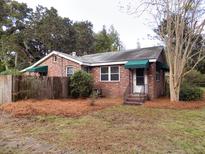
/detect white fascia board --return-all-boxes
[20,66,32,73]
[20,51,55,72]
[20,51,83,72]
[53,51,83,65]
[21,51,157,72]
[149,59,157,62]
[89,59,157,66]
[90,61,127,66]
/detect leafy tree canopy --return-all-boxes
[0,0,123,71]
[94,25,123,53]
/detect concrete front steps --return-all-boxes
[124,93,147,105]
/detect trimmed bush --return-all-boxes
[70,70,93,98]
[179,82,203,101]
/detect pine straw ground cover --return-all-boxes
[0,95,205,118]
[145,88,205,109]
[144,97,205,109]
[0,98,122,117]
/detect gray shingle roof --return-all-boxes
[56,46,163,64]
[80,46,163,64]
[21,46,164,72]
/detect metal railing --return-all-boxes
[124,83,148,104]
[123,82,131,103]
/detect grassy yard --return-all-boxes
[1,104,205,153]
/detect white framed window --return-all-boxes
[101,66,109,81]
[66,66,74,77]
[100,66,120,82]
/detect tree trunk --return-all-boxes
[169,73,180,102]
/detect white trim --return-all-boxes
[100,66,120,82]
[133,69,148,94]
[20,50,157,72]
[149,59,157,62]
[91,61,127,66]
[54,51,83,65]
[91,59,156,66]
[21,51,84,72]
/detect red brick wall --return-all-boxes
[91,65,130,97]
[38,55,81,77]
[157,69,165,96]
[147,62,156,99]
[90,62,165,99]
[24,54,165,99]
[147,62,165,100]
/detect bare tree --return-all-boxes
[122,0,205,101]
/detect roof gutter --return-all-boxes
[89,59,156,66]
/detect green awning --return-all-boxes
[125,60,149,69]
[27,66,48,72]
[157,62,169,71]
[161,63,169,70]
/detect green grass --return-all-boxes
[18,105,205,153]
[2,105,205,153]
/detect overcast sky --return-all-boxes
[17,0,160,50]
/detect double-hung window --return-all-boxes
[101,67,109,81]
[67,66,74,77]
[110,66,119,81]
[100,66,119,81]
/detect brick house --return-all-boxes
[21,46,168,104]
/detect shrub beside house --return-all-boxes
[70,70,93,98]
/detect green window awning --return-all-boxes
[26,66,48,72]
[161,63,169,70]
[125,60,149,69]
[157,62,169,71]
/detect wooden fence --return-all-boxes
[0,75,12,104]
[0,75,70,104]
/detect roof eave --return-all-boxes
[20,50,158,73]
[88,59,157,66]
[21,51,84,72]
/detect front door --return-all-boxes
[133,68,145,93]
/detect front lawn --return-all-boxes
[1,104,205,153]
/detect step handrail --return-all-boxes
[123,82,131,103]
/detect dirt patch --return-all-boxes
[0,98,122,117]
[0,111,69,153]
[144,97,205,109]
